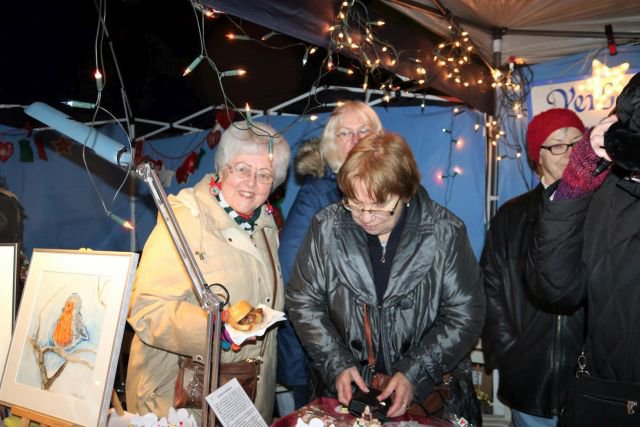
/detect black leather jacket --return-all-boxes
[533,174,640,384]
[481,184,585,416]
[286,186,485,405]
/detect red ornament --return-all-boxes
[34,134,48,161]
[207,128,222,149]
[134,139,146,165]
[175,151,199,184]
[215,109,235,130]
[0,141,14,162]
[52,137,74,155]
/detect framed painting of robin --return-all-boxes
[0,249,138,427]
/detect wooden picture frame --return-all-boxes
[0,249,138,426]
[0,243,18,380]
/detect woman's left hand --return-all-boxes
[376,372,414,418]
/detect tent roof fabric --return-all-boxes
[386,0,640,64]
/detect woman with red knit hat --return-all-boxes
[482,108,586,427]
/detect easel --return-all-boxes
[9,391,124,427]
[10,406,76,427]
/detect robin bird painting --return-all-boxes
[52,293,89,350]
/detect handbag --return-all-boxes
[173,357,261,407]
[565,351,640,427]
[362,304,451,418]
[173,228,278,408]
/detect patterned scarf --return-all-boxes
[210,175,261,233]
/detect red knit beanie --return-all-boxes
[526,108,586,164]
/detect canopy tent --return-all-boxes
[2,0,640,260]
[2,1,638,132]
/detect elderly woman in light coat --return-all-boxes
[126,121,290,424]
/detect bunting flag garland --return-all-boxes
[215,108,235,130]
[18,139,34,162]
[52,137,73,155]
[0,141,14,162]
[267,186,286,232]
[34,134,48,161]
[206,125,222,149]
[175,151,199,184]
[134,139,145,165]
[195,148,206,168]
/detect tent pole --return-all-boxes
[486,30,502,224]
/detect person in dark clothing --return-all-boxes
[531,72,640,426]
[0,177,24,244]
[287,132,484,425]
[0,177,27,305]
[481,109,587,427]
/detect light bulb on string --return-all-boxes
[183,55,204,77]
[62,100,96,109]
[219,69,247,78]
[302,47,310,66]
[336,67,354,75]
[94,69,104,91]
[108,212,134,230]
[245,103,252,124]
[261,31,278,41]
[226,33,251,41]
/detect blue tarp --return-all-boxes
[1,104,487,259]
[498,43,640,206]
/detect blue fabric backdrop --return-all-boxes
[1,104,487,259]
[497,43,640,206]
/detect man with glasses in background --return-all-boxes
[481,108,587,427]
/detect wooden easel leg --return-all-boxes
[11,406,74,427]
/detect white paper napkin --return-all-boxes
[225,304,286,345]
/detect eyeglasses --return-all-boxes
[342,197,400,219]
[335,127,372,141]
[540,141,578,155]
[226,163,275,185]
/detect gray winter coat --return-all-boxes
[286,186,485,403]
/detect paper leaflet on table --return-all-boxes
[225,304,286,345]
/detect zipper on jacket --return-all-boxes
[377,304,392,374]
[581,393,638,415]
[551,314,562,411]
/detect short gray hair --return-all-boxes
[215,120,291,189]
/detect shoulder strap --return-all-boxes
[258,228,278,359]
[363,303,375,369]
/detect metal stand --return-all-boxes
[22,101,225,425]
[136,162,224,427]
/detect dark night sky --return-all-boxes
[0,0,352,131]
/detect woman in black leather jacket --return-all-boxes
[286,131,485,425]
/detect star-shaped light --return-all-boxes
[52,136,74,155]
[579,60,630,110]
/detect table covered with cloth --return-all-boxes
[271,397,454,427]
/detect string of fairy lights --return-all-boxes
[36,0,543,229]
[493,62,535,189]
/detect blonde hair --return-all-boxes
[320,101,382,172]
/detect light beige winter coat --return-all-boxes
[126,174,284,424]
